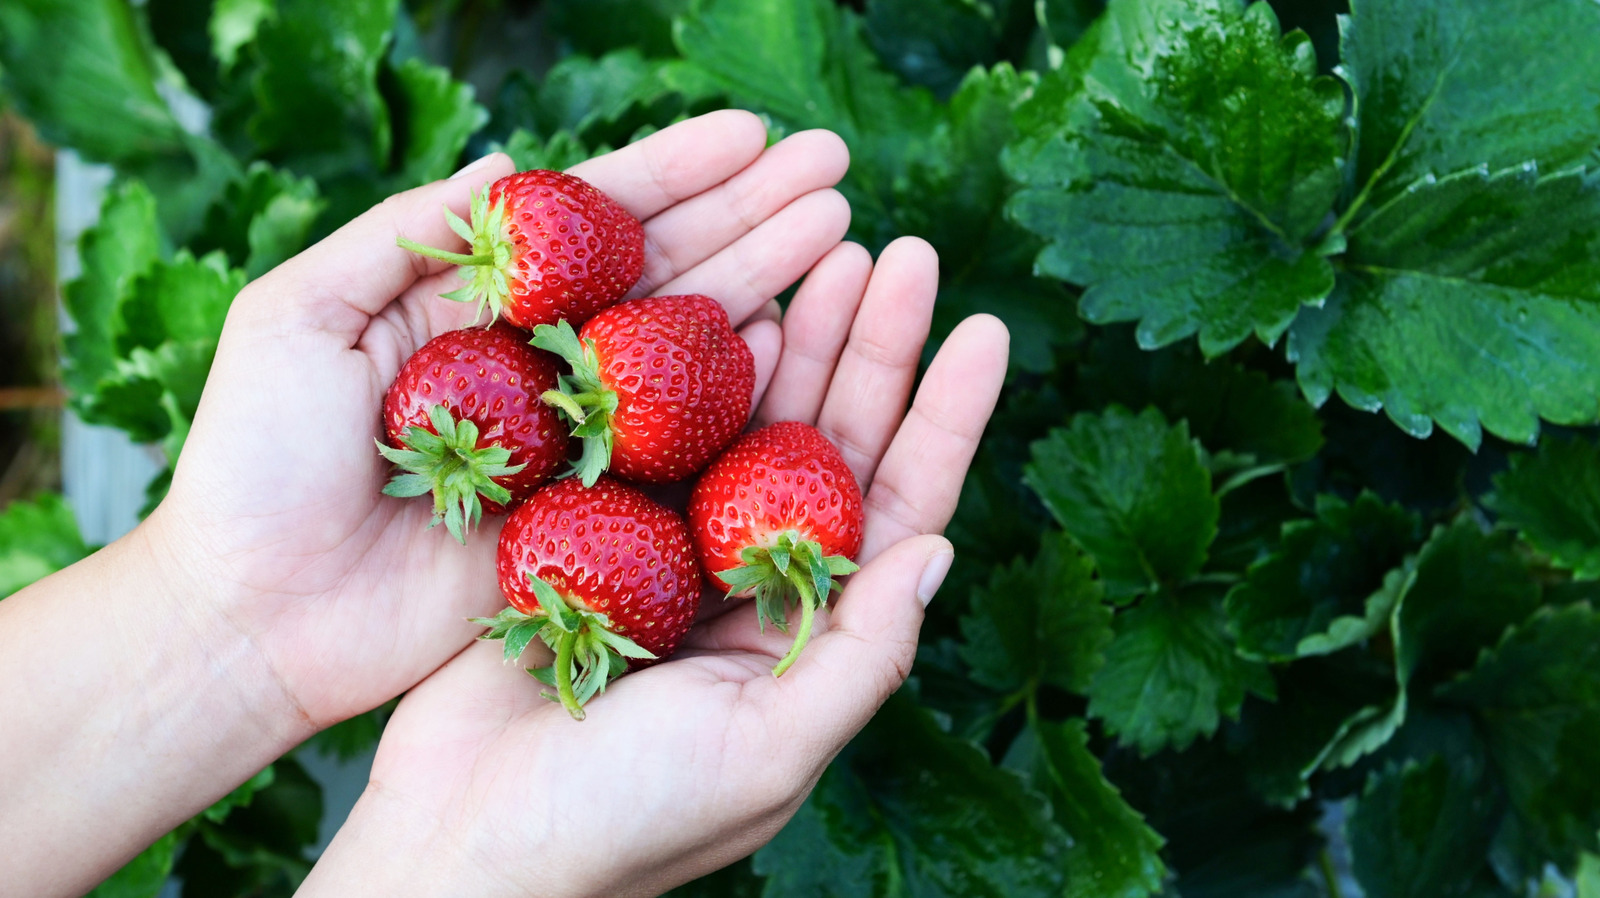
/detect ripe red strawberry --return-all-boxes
[397,169,645,330]
[378,323,568,543]
[687,422,864,676]
[474,476,702,719]
[531,294,755,485]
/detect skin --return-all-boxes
[0,110,1009,897]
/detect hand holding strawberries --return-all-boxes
[301,226,1009,898]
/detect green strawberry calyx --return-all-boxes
[528,319,618,488]
[376,404,526,545]
[717,530,860,677]
[395,184,515,325]
[470,572,655,720]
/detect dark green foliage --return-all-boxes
[6,0,1600,894]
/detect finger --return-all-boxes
[779,534,953,746]
[654,188,852,326]
[815,237,938,487]
[378,637,553,761]
[629,130,850,299]
[747,298,783,329]
[755,242,873,426]
[741,318,782,415]
[241,154,517,341]
[858,315,1010,562]
[568,109,768,221]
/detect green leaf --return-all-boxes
[1004,718,1168,898]
[1290,165,1600,447]
[1346,756,1499,898]
[387,57,487,187]
[247,0,398,177]
[1087,587,1274,756]
[496,129,605,173]
[548,0,689,58]
[902,63,1078,375]
[1337,0,1600,222]
[1227,653,1397,805]
[959,532,1112,695]
[0,0,186,163]
[0,494,92,600]
[202,765,276,824]
[754,690,1069,896]
[530,50,718,146]
[1076,327,1324,479]
[114,250,245,354]
[1025,406,1217,599]
[180,756,322,892]
[1006,0,1346,355]
[675,0,941,247]
[211,0,274,70]
[863,0,1009,98]
[1226,493,1421,662]
[1487,436,1600,579]
[1317,521,1540,771]
[1580,851,1600,898]
[85,830,179,898]
[1438,603,1600,873]
[194,162,324,279]
[1100,738,1322,898]
[63,181,163,402]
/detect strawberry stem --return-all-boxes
[394,185,515,325]
[715,530,859,677]
[551,633,586,721]
[395,236,492,267]
[771,575,818,677]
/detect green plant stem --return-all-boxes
[552,636,585,721]
[395,236,489,267]
[771,576,819,678]
[1318,848,1343,898]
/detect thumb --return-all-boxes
[782,533,954,746]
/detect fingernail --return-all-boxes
[917,551,954,608]
[449,154,495,180]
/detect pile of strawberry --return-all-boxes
[380,170,864,719]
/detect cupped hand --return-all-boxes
[151,110,856,732]
[300,238,1011,897]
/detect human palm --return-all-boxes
[152,111,869,727]
[339,194,1010,898]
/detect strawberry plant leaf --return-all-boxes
[1337,0,1600,225]
[84,830,180,898]
[1003,719,1169,898]
[1437,603,1600,876]
[1088,586,1273,756]
[1006,0,1346,356]
[0,494,93,599]
[674,0,941,248]
[63,181,163,404]
[1346,756,1499,898]
[1316,521,1540,773]
[0,0,187,165]
[1581,852,1600,898]
[1289,165,1600,447]
[549,0,689,59]
[114,251,244,355]
[529,50,719,147]
[1076,327,1324,481]
[1228,654,1396,805]
[193,162,324,280]
[1025,406,1217,599]
[387,57,488,188]
[247,0,398,178]
[1486,436,1600,580]
[1226,493,1422,662]
[755,690,1069,896]
[496,129,605,176]
[958,532,1111,695]
[211,0,274,71]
